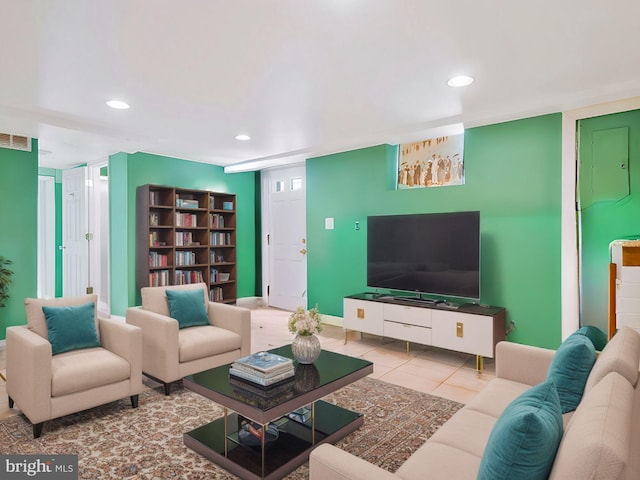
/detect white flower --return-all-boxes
[288,305,323,336]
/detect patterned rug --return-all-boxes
[0,378,463,479]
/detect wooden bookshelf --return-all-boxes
[136,184,237,304]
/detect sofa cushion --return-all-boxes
[396,442,482,480]
[547,333,596,413]
[477,379,563,480]
[465,378,531,419]
[25,294,99,342]
[550,372,633,480]
[42,302,100,355]
[426,408,497,458]
[51,347,131,397]
[140,283,208,317]
[166,288,210,329]
[178,325,242,363]
[585,326,640,392]
[574,325,608,351]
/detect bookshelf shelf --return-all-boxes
[136,184,238,303]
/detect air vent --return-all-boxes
[0,133,31,151]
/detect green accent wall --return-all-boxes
[307,114,562,349]
[0,140,39,340]
[579,109,640,333]
[108,152,257,315]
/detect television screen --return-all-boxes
[367,211,480,300]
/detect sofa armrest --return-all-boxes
[6,326,52,424]
[207,302,251,356]
[125,307,180,382]
[309,444,398,480]
[99,318,143,394]
[495,341,555,386]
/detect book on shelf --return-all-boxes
[209,213,225,228]
[229,366,294,387]
[148,270,170,287]
[176,197,199,208]
[210,287,224,302]
[176,212,198,227]
[148,252,168,267]
[176,251,196,266]
[174,269,204,285]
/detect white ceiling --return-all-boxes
[2,1,640,171]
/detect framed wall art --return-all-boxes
[397,133,464,189]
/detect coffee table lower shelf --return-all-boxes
[184,400,363,480]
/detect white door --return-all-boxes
[62,167,89,296]
[263,165,307,311]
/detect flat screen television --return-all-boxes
[367,211,480,300]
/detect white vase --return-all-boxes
[292,334,321,364]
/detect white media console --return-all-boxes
[343,293,507,372]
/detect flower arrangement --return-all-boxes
[288,305,323,336]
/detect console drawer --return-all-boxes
[432,311,494,357]
[344,298,384,336]
[383,303,432,327]
[383,320,432,345]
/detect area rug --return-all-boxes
[0,378,463,479]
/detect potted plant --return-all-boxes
[0,256,13,307]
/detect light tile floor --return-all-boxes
[0,306,494,421]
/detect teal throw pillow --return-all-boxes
[547,333,596,413]
[478,380,563,480]
[573,325,608,351]
[166,288,209,329]
[42,302,100,355]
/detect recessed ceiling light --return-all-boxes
[447,75,474,87]
[235,134,251,141]
[106,100,130,109]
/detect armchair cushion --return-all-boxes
[178,325,242,363]
[141,283,207,317]
[51,347,132,397]
[166,288,209,329]
[42,302,100,355]
[25,294,99,342]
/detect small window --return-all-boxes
[290,177,302,191]
[274,180,285,192]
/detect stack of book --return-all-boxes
[229,351,294,387]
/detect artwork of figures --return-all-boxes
[397,134,464,189]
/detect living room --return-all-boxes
[1,2,640,478]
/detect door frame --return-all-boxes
[88,159,110,316]
[37,175,56,298]
[561,96,640,340]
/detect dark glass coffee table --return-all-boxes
[183,345,373,480]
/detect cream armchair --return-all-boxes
[125,283,251,395]
[6,294,143,438]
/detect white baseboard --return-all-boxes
[320,313,343,328]
[236,296,267,308]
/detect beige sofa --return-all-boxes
[126,283,251,395]
[7,295,143,438]
[310,326,640,480]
